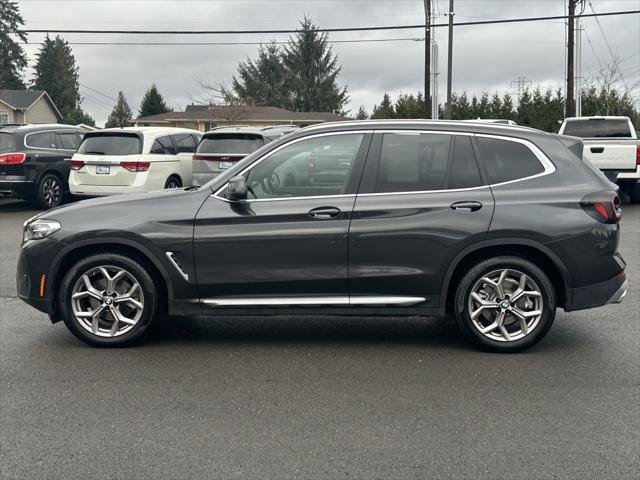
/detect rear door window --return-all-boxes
[375,133,452,192]
[476,137,544,184]
[150,135,176,155]
[449,136,483,189]
[78,133,142,155]
[0,132,15,152]
[171,133,198,153]
[27,131,57,149]
[562,119,632,138]
[198,134,265,154]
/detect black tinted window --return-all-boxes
[56,132,81,150]
[78,134,142,155]
[376,133,451,192]
[0,132,14,152]
[562,119,632,138]
[449,136,483,189]
[477,137,544,184]
[150,135,175,155]
[27,131,56,149]
[171,133,197,153]
[198,133,264,154]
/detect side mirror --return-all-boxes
[227,175,248,201]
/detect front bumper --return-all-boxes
[565,271,628,312]
[17,237,67,318]
[0,177,35,199]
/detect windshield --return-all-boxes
[198,133,265,154]
[77,133,142,155]
[0,132,15,152]
[562,119,632,138]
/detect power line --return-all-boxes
[79,83,117,101]
[5,10,639,35]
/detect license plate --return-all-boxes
[96,165,110,175]
[219,161,234,170]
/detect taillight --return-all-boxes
[69,160,85,170]
[119,161,150,172]
[0,152,26,164]
[580,191,622,224]
[636,144,640,166]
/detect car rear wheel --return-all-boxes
[164,176,182,189]
[35,173,63,209]
[453,256,556,352]
[58,253,158,347]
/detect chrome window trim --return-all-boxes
[201,295,425,307]
[212,130,370,202]
[24,129,80,152]
[211,129,556,203]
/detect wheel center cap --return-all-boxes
[500,300,510,309]
[103,297,113,305]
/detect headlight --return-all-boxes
[24,219,61,241]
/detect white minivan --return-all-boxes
[68,127,202,196]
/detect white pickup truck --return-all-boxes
[559,116,640,203]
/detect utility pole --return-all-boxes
[566,0,576,117]
[445,0,454,119]
[424,0,431,118]
[432,41,439,119]
[575,18,583,117]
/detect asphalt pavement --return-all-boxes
[1,198,638,479]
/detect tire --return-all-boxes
[35,173,64,209]
[453,256,556,353]
[58,253,159,347]
[164,176,182,189]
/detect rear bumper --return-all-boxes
[0,178,35,199]
[565,272,628,312]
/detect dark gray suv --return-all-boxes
[17,120,627,351]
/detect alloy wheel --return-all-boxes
[467,268,544,342]
[70,266,144,338]
[42,177,61,207]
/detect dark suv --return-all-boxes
[0,124,84,208]
[17,120,627,351]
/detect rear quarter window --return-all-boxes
[0,132,15,152]
[198,133,265,154]
[78,134,142,155]
[562,119,632,138]
[477,137,545,184]
[26,131,57,149]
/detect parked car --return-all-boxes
[68,127,202,196]
[559,116,640,202]
[18,120,626,352]
[192,125,299,185]
[0,124,84,209]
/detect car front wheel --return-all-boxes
[58,253,158,347]
[454,256,556,352]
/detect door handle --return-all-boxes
[590,147,604,154]
[308,206,341,219]
[450,201,483,212]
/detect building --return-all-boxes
[135,104,348,131]
[0,90,62,125]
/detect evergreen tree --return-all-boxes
[489,93,503,118]
[371,93,395,119]
[105,92,132,128]
[395,93,424,118]
[500,93,515,120]
[233,41,288,107]
[477,92,491,119]
[281,17,348,113]
[64,108,95,127]
[0,0,28,89]
[32,35,92,124]
[451,92,472,120]
[139,84,172,117]
[355,105,368,120]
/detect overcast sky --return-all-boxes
[16,0,640,126]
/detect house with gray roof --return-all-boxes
[136,104,347,132]
[0,90,62,125]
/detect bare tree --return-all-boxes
[189,80,250,125]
